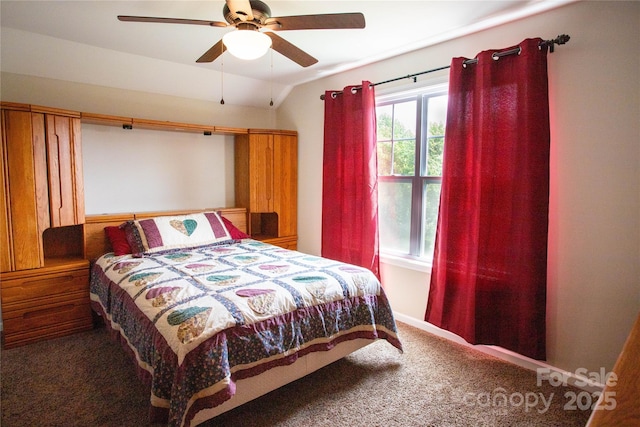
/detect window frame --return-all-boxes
[376,82,448,267]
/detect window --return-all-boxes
[376,85,447,261]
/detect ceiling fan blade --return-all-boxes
[118,15,228,27]
[265,32,317,68]
[264,12,365,31]
[225,0,254,21]
[196,39,227,63]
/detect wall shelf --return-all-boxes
[80,112,250,136]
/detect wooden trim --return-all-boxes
[1,103,81,118]
[0,258,89,280]
[83,213,135,261]
[30,105,81,118]
[0,102,31,112]
[214,126,249,135]
[81,112,133,127]
[81,114,250,136]
[132,118,216,134]
[249,128,298,136]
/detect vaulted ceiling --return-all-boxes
[1,1,576,108]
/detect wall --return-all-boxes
[278,1,640,375]
[82,124,235,214]
[0,72,276,129]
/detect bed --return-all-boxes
[85,208,402,427]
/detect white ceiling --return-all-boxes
[1,1,574,108]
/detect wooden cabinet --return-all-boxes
[40,112,85,227]
[1,108,46,272]
[235,130,297,243]
[0,260,92,348]
[1,102,87,348]
[0,103,84,274]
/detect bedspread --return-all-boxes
[89,239,402,427]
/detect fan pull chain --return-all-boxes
[269,49,274,107]
[220,47,225,105]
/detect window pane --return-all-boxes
[421,182,442,258]
[426,95,447,176]
[377,141,392,176]
[376,104,393,140]
[379,181,412,253]
[426,136,444,176]
[392,101,416,139]
[393,139,415,175]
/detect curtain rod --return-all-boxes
[319,34,570,100]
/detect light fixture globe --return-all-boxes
[223,28,272,60]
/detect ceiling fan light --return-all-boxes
[223,30,272,60]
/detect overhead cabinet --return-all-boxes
[1,104,85,273]
[235,130,297,247]
[39,112,85,228]
[1,108,44,272]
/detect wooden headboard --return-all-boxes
[83,207,247,261]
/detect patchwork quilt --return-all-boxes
[89,239,402,427]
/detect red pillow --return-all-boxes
[221,216,250,239]
[104,226,132,256]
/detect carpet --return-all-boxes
[1,321,592,426]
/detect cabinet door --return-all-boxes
[1,110,43,271]
[273,133,297,237]
[248,133,274,213]
[0,118,12,271]
[45,115,85,227]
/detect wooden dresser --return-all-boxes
[0,259,91,348]
[1,102,90,348]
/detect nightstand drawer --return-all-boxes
[3,294,91,332]
[0,261,92,348]
[259,236,298,250]
[1,268,89,306]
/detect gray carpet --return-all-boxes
[1,322,591,426]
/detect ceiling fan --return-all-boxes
[118,0,365,67]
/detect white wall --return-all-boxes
[82,124,235,214]
[278,1,640,375]
[0,72,277,129]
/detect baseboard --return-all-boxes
[393,312,604,393]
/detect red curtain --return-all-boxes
[425,39,550,360]
[322,82,380,278]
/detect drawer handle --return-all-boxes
[24,304,76,319]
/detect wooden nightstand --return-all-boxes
[256,235,298,250]
[1,259,92,348]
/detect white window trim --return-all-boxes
[380,252,433,273]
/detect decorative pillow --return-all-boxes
[104,226,132,256]
[121,222,145,256]
[122,211,233,256]
[221,216,250,239]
